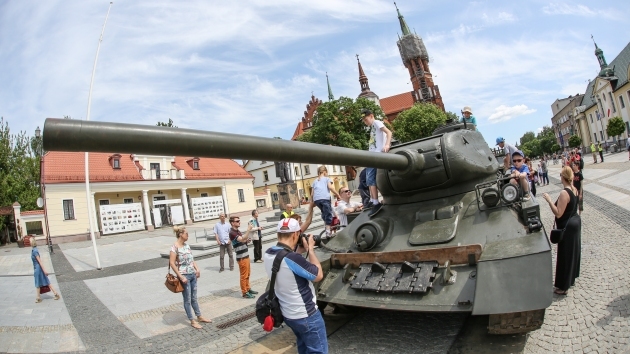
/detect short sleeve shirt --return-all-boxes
[170,243,195,275]
[503,143,518,165]
[368,120,386,152]
[213,221,231,244]
[511,164,530,174]
[335,200,361,226]
[573,171,583,192]
[312,177,331,202]
[229,228,249,260]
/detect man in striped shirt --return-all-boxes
[229,216,257,299]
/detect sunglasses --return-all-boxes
[513,159,523,162]
[233,220,240,223]
[342,190,352,193]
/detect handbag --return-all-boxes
[256,248,290,332]
[550,191,579,244]
[165,258,184,293]
[40,285,51,294]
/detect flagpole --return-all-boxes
[85,2,113,270]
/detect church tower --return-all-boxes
[395,3,444,111]
[592,36,614,78]
[356,55,380,106]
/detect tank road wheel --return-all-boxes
[488,309,545,334]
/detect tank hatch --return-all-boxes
[409,202,463,245]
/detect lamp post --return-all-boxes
[35,127,53,254]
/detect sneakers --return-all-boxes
[243,292,255,299]
[248,289,259,295]
[368,203,383,218]
[230,268,234,271]
[219,269,224,273]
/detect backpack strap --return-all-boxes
[268,249,290,301]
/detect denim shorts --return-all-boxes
[365,167,377,187]
[314,199,333,226]
[283,310,328,354]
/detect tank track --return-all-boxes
[487,309,545,334]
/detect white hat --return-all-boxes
[462,106,473,114]
[277,218,301,233]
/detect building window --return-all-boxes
[257,199,266,208]
[99,200,109,206]
[25,221,44,235]
[304,165,311,175]
[63,200,75,220]
[626,122,630,135]
[596,110,600,120]
[200,193,208,198]
[295,166,299,177]
[594,133,597,142]
[263,170,269,182]
[123,198,134,204]
[600,131,604,140]
[272,192,278,201]
[332,165,337,172]
[238,189,245,202]
[340,166,344,172]
[619,95,625,109]
[261,161,267,164]
[590,114,593,123]
[113,158,120,169]
[609,92,616,112]
[193,161,199,170]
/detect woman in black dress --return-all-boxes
[542,166,581,295]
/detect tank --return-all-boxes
[43,118,552,334]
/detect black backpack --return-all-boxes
[255,248,290,331]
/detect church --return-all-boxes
[291,4,444,141]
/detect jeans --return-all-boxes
[542,172,549,185]
[284,310,328,354]
[237,258,251,295]
[181,274,201,320]
[314,199,333,226]
[365,167,377,186]
[219,243,234,270]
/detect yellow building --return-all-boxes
[42,151,257,243]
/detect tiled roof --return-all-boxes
[291,121,305,141]
[173,157,253,180]
[43,151,252,183]
[580,41,630,109]
[43,152,143,183]
[380,92,414,117]
[21,210,44,216]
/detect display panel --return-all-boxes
[99,203,145,235]
[191,196,224,221]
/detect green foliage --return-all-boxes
[520,131,536,146]
[297,97,383,150]
[391,103,447,143]
[521,139,541,158]
[0,117,41,232]
[536,126,556,154]
[446,111,458,121]
[157,118,177,128]
[568,135,582,148]
[606,117,625,140]
[551,143,561,152]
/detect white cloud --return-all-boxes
[536,127,544,133]
[542,3,619,19]
[488,105,537,123]
[482,11,516,25]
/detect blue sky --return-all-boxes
[1,0,629,148]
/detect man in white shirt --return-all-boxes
[496,136,518,170]
[361,109,392,218]
[335,187,363,226]
[213,213,234,272]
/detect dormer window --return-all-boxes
[109,154,122,169]
[187,157,200,170]
[193,160,199,170]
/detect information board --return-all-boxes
[99,203,145,235]
[191,196,224,221]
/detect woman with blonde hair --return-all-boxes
[169,226,212,329]
[311,165,341,238]
[542,166,581,295]
[32,239,60,303]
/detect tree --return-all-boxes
[391,103,447,144]
[521,139,541,158]
[537,126,556,154]
[606,117,626,143]
[568,135,582,148]
[446,111,458,121]
[520,131,536,146]
[551,143,561,152]
[157,118,177,128]
[297,97,383,150]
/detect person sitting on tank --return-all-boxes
[509,150,531,200]
[496,137,518,170]
[335,187,363,227]
[460,106,477,128]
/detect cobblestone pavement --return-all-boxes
[2,167,630,353]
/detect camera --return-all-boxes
[298,233,322,248]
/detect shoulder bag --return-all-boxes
[550,190,579,244]
[255,248,290,332]
[165,249,184,293]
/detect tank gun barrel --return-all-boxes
[42,118,409,170]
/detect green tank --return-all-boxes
[43,118,551,334]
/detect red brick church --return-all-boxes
[292,5,444,140]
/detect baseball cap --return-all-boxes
[512,150,525,158]
[360,109,373,119]
[495,137,505,145]
[277,218,301,233]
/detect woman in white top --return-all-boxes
[311,166,341,238]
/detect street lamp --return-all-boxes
[35,127,53,254]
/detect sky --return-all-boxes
[1,0,629,149]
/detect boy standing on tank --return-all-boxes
[361,109,392,218]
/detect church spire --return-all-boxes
[394,2,411,36]
[591,35,613,77]
[356,54,370,92]
[326,72,334,101]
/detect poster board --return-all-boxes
[170,205,185,225]
[153,208,162,228]
[99,203,144,235]
[191,196,224,221]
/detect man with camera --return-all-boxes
[263,218,326,354]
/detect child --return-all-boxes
[312,166,341,237]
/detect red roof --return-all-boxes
[43,152,252,183]
[21,210,44,216]
[380,92,414,117]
